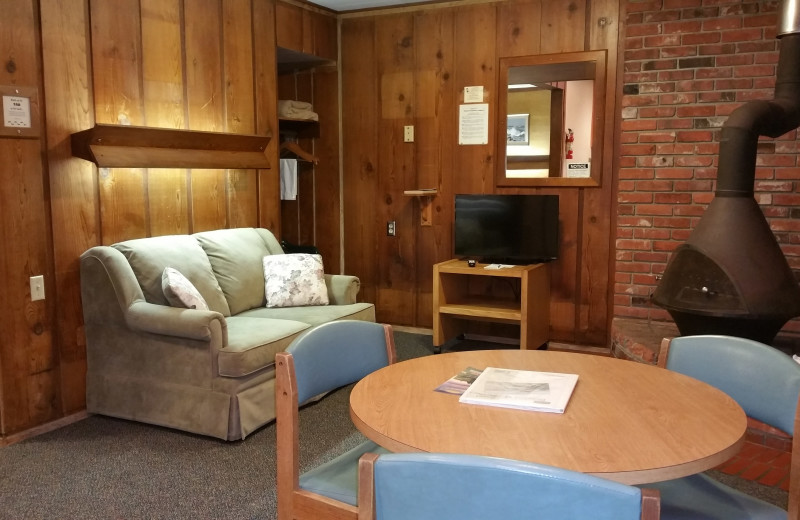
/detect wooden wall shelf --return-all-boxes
[278,117,320,138]
[71,124,271,169]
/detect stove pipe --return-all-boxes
[651,0,800,344]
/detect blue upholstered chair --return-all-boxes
[648,335,800,520]
[357,452,661,520]
[275,320,396,520]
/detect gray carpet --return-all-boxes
[0,332,788,519]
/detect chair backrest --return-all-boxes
[660,335,800,436]
[276,320,396,520]
[357,453,660,520]
[285,320,396,404]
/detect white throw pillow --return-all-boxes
[162,267,209,310]
[263,254,329,308]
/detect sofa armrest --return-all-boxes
[125,301,227,343]
[324,274,361,305]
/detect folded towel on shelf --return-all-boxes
[278,99,319,121]
[280,158,298,201]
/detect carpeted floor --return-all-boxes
[0,331,789,519]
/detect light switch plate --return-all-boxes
[404,125,414,142]
[30,275,45,301]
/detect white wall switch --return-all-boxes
[404,125,414,142]
[30,275,45,301]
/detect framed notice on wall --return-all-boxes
[1,85,40,139]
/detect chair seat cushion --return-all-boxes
[236,303,375,325]
[299,440,389,506]
[645,473,787,520]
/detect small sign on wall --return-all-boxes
[1,85,40,139]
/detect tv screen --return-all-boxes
[454,194,559,264]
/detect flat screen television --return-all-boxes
[454,194,559,264]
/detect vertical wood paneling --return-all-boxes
[496,0,542,58]
[413,9,454,326]
[40,0,95,416]
[313,67,341,273]
[223,0,258,228]
[342,17,379,303]
[540,0,588,54]
[253,0,281,233]
[452,5,497,195]
[294,72,316,247]
[340,0,621,345]
[375,14,416,324]
[0,0,58,433]
[91,0,147,244]
[142,0,189,237]
[185,0,227,231]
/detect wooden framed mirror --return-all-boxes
[496,50,607,187]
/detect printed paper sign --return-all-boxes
[3,95,32,128]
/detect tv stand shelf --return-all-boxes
[433,259,550,352]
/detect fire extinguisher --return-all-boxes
[565,128,574,159]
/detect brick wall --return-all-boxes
[616,0,800,334]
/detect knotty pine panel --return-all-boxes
[253,0,281,233]
[0,0,58,434]
[141,0,189,237]
[224,0,258,229]
[540,0,587,54]
[412,8,455,326]
[90,0,148,244]
[496,0,542,58]
[40,0,96,417]
[341,17,379,304]
[313,67,342,274]
[452,4,497,195]
[375,13,417,325]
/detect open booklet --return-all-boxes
[458,367,579,413]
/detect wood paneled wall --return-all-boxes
[340,0,622,345]
[1,0,281,438]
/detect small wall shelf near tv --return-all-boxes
[433,259,550,353]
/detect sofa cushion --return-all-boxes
[194,228,279,315]
[162,267,209,310]
[220,317,310,377]
[263,253,329,308]
[237,303,376,326]
[113,235,231,316]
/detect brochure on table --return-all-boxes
[458,367,579,413]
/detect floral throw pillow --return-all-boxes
[263,254,329,308]
[162,267,209,310]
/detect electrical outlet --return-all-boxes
[387,220,396,236]
[404,125,414,143]
[30,275,45,301]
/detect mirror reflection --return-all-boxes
[497,51,606,187]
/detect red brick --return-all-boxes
[720,28,766,43]
[644,34,682,47]
[738,40,777,53]
[716,54,754,66]
[696,67,734,79]
[633,252,669,263]
[626,1,665,14]
[637,155,673,167]
[622,94,660,107]
[663,20,703,33]
[702,17,742,31]
[616,261,653,273]
[677,130,713,142]
[757,467,789,487]
[698,43,736,56]
[664,0,702,8]
[653,216,693,228]
[655,168,696,179]
[626,48,661,60]
[637,205,675,216]
[676,79,714,91]
[654,192,693,204]
[734,64,776,77]
[743,13,779,28]
[658,118,693,129]
[622,119,659,131]
[671,229,692,240]
[659,93,698,104]
[676,105,715,117]
[639,132,677,143]
[739,462,771,481]
[658,69,695,81]
[619,168,655,180]
[625,71,659,83]
[652,240,681,252]
[681,32,721,45]
[618,192,654,203]
[715,78,753,89]
[674,155,714,167]
[674,180,714,191]
[618,215,655,227]
[661,47,698,58]
[640,82,676,93]
[639,107,677,118]
[626,24,662,38]
[635,228,671,239]
[636,180,674,191]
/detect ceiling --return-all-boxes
[310,0,440,12]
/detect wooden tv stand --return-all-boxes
[433,259,550,352]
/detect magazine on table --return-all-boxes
[458,367,579,413]
[434,366,484,395]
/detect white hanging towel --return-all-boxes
[280,158,298,200]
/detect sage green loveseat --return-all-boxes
[79,227,374,440]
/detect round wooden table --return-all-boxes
[349,349,747,485]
